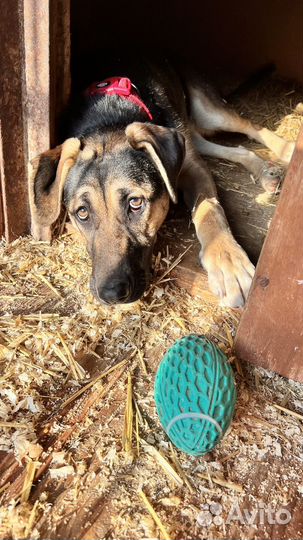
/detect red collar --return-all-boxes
[86,76,153,121]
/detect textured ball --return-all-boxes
[154,335,236,456]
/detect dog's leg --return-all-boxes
[188,85,295,164]
[192,131,283,193]
[179,143,255,308]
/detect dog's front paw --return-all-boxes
[258,162,284,194]
[201,233,255,308]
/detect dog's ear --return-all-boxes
[29,138,80,241]
[126,122,185,203]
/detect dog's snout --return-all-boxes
[91,250,152,305]
[98,278,133,304]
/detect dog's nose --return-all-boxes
[98,278,132,304]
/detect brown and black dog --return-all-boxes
[29,59,294,308]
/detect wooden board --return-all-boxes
[235,127,303,382]
[0,0,29,240]
[0,0,70,241]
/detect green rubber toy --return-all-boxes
[154,335,236,456]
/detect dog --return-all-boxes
[29,59,294,308]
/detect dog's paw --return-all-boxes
[258,162,284,194]
[201,233,255,308]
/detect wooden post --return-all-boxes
[49,0,71,146]
[235,127,303,382]
[0,0,70,241]
[0,0,29,240]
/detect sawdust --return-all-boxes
[0,233,302,540]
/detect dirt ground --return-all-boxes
[0,76,303,540]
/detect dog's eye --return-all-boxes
[76,206,89,221]
[129,197,144,212]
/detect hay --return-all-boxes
[142,441,184,488]
[0,233,248,537]
[197,472,243,493]
[138,490,172,540]
[122,374,134,460]
[231,77,303,139]
[20,461,38,503]
[272,403,303,421]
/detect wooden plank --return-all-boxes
[0,169,4,237]
[170,247,216,303]
[0,0,70,241]
[0,0,29,240]
[49,0,71,146]
[235,127,303,382]
[23,0,51,162]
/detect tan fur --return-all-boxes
[68,175,169,296]
[179,138,255,307]
[146,193,170,238]
[126,122,185,203]
[29,138,80,241]
[188,84,295,165]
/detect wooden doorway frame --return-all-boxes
[0,0,70,241]
[235,127,303,382]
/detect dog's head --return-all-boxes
[29,122,185,304]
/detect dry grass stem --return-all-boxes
[123,374,134,458]
[197,472,243,493]
[57,332,86,380]
[20,460,39,503]
[272,403,303,421]
[61,357,129,408]
[155,244,192,285]
[138,490,172,540]
[34,274,62,299]
[143,442,183,487]
[0,421,28,429]
[24,500,39,538]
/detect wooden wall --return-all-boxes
[71,0,303,87]
[235,127,303,383]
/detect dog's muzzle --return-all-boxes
[90,269,149,305]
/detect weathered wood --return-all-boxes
[23,0,51,163]
[49,0,71,145]
[0,0,29,240]
[170,246,217,302]
[235,127,303,382]
[0,176,4,237]
[0,0,70,241]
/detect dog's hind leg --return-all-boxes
[192,131,283,193]
[188,84,295,164]
[178,142,255,308]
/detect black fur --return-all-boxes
[34,154,60,204]
[64,58,187,140]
